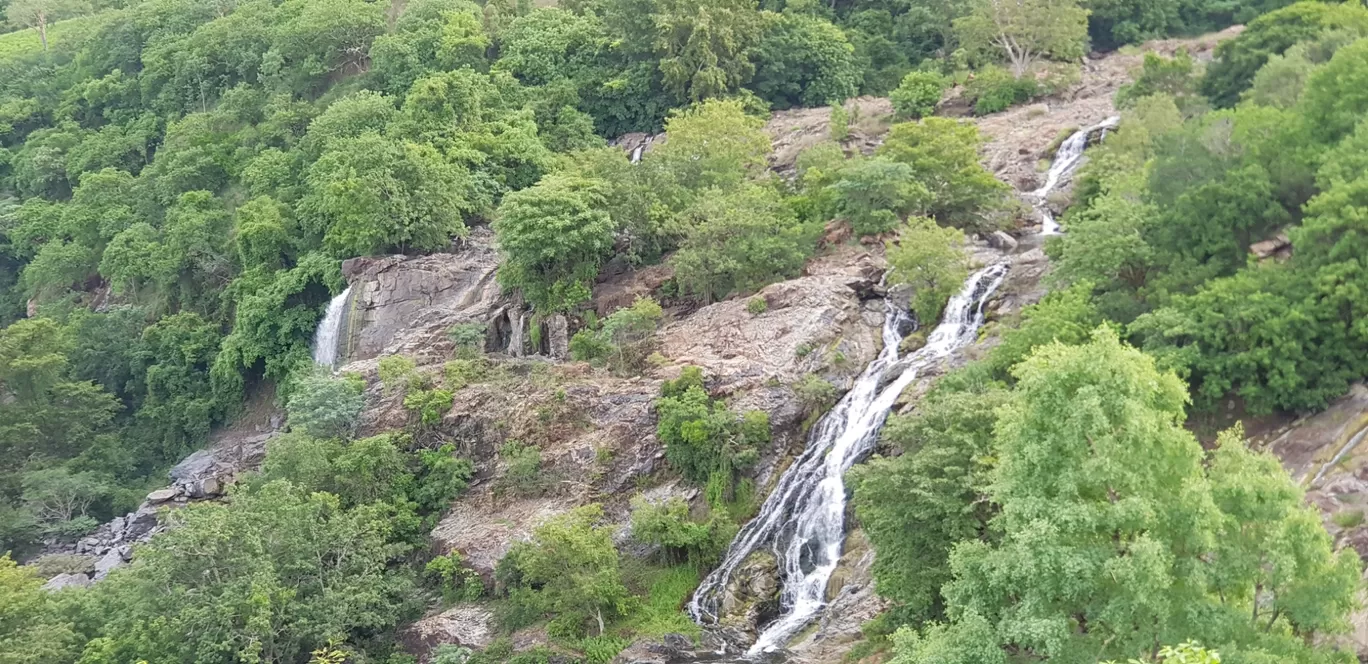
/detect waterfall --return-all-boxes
[508,310,527,356]
[1032,116,1120,234]
[311,286,352,367]
[688,263,1010,655]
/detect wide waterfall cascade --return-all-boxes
[311,286,352,367]
[687,263,1010,655]
[1033,116,1120,234]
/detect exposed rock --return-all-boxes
[1251,231,1292,261]
[788,530,886,663]
[717,550,780,638]
[985,230,1019,252]
[547,315,570,360]
[146,489,178,504]
[610,634,695,664]
[339,227,508,364]
[42,573,93,591]
[401,605,496,661]
[93,545,131,580]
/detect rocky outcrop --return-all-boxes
[401,605,497,656]
[339,227,509,363]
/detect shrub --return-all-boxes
[378,355,420,394]
[829,104,850,141]
[655,367,769,497]
[413,444,475,513]
[967,66,1038,115]
[630,496,714,563]
[404,388,454,426]
[496,440,546,497]
[287,371,365,439]
[447,323,488,358]
[794,374,838,415]
[890,71,948,120]
[569,297,664,374]
[1333,509,1365,529]
[426,551,485,603]
[443,359,487,390]
[746,297,768,315]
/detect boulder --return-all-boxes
[93,546,130,579]
[400,605,496,661]
[42,573,92,591]
[146,489,178,504]
[547,315,570,360]
[986,230,1019,252]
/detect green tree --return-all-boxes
[286,371,365,439]
[654,0,764,102]
[493,174,615,313]
[824,157,931,235]
[877,119,1009,231]
[890,71,948,120]
[500,505,630,636]
[299,133,472,257]
[670,184,814,302]
[748,12,861,109]
[1298,37,1368,144]
[5,0,88,51]
[884,217,968,323]
[953,0,1089,77]
[0,555,80,664]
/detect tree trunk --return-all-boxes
[595,607,606,635]
[38,16,48,51]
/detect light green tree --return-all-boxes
[953,0,1089,77]
[877,119,1010,231]
[884,217,968,323]
[493,174,615,313]
[654,0,764,102]
[502,505,630,635]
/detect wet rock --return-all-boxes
[718,551,780,636]
[1250,231,1291,261]
[547,315,570,360]
[42,573,93,591]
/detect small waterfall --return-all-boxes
[688,263,1010,655]
[311,286,352,367]
[1032,116,1120,234]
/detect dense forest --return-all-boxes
[2,0,1368,661]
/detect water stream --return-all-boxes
[687,264,1009,655]
[311,286,352,367]
[687,113,1122,657]
[1031,116,1119,234]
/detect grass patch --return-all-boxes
[620,563,703,639]
[1332,509,1365,529]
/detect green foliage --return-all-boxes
[954,0,1088,77]
[378,355,420,395]
[746,296,767,315]
[1200,1,1368,108]
[670,184,814,301]
[569,296,663,374]
[882,330,1362,663]
[287,370,365,439]
[495,440,546,497]
[1299,36,1368,143]
[889,71,946,120]
[426,551,485,603]
[0,555,81,664]
[403,387,454,426]
[654,0,763,102]
[793,373,838,415]
[497,504,630,636]
[828,104,849,141]
[494,175,615,313]
[447,322,487,358]
[825,157,930,236]
[749,11,860,109]
[443,358,487,390]
[1114,50,1202,112]
[88,481,422,663]
[655,367,768,496]
[964,65,1039,115]
[885,217,969,323]
[877,118,1009,231]
[629,496,724,564]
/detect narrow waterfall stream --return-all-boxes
[687,114,1122,657]
[1032,116,1119,234]
[688,264,1009,655]
[311,286,352,367]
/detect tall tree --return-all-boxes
[654,0,764,101]
[953,0,1089,76]
[4,0,87,51]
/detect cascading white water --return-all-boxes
[508,310,527,357]
[311,286,352,367]
[688,263,1010,655]
[1032,116,1120,234]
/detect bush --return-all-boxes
[286,371,365,439]
[794,374,839,415]
[378,355,420,394]
[890,71,947,120]
[829,104,850,141]
[629,496,717,563]
[967,66,1038,115]
[426,551,485,603]
[403,388,454,426]
[746,297,767,315]
[569,297,664,374]
[496,440,546,497]
[655,367,769,497]
[447,323,488,358]
[444,358,487,390]
[31,553,95,577]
